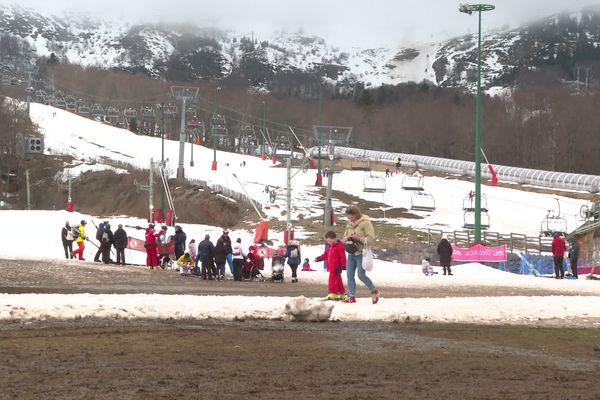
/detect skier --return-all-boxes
[112,224,128,265]
[437,236,453,276]
[198,234,216,280]
[343,206,380,304]
[61,221,74,259]
[284,240,302,283]
[385,168,391,178]
[93,220,108,263]
[395,157,401,173]
[551,233,566,279]
[71,220,88,260]
[100,223,114,264]
[174,225,187,260]
[145,223,161,269]
[315,231,346,300]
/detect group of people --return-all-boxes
[60,220,128,264]
[552,233,580,279]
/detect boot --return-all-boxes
[443,267,447,276]
[343,296,356,303]
[371,289,380,304]
[447,267,453,276]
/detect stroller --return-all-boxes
[242,259,266,281]
[271,255,285,282]
[157,237,175,270]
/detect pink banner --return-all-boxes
[451,244,507,262]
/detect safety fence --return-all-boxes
[334,146,600,193]
[426,228,554,255]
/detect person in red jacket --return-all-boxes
[315,231,347,301]
[145,223,161,269]
[551,233,566,279]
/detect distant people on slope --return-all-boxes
[551,233,566,279]
[113,224,128,265]
[437,236,453,276]
[174,225,187,260]
[100,223,114,264]
[71,220,88,261]
[568,238,580,279]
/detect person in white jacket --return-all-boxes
[232,238,246,281]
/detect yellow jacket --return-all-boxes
[177,254,193,266]
[343,215,375,254]
[76,224,86,243]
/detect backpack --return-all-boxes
[72,227,80,240]
[290,248,299,259]
[102,231,109,242]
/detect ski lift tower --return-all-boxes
[314,125,352,226]
[171,86,199,180]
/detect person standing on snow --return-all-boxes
[213,237,228,281]
[71,220,88,260]
[568,238,580,279]
[198,235,216,280]
[315,231,346,300]
[61,221,74,259]
[231,238,246,281]
[343,206,380,304]
[112,224,128,265]
[174,225,187,260]
[93,220,108,263]
[437,236,453,276]
[551,233,566,279]
[285,240,302,283]
[100,223,114,264]
[145,223,161,269]
[217,229,233,275]
[188,239,198,274]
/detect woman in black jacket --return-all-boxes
[437,237,453,276]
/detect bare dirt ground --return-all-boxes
[2,258,600,399]
[1,319,600,399]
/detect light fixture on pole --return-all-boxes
[211,86,222,171]
[459,2,495,243]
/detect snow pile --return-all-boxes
[2,293,600,326]
[284,296,333,322]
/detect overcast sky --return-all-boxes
[3,0,600,47]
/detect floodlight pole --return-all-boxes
[262,101,266,157]
[211,86,221,171]
[460,3,495,243]
[324,140,334,226]
[160,102,165,216]
[286,158,292,240]
[316,83,323,186]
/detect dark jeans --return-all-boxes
[94,241,102,261]
[101,242,111,264]
[289,264,298,278]
[202,259,216,280]
[62,240,73,259]
[115,247,125,265]
[215,262,226,277]
[233,259,244,281]
[570,257,578,278]
[553,256,564,278]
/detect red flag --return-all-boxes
[488,164,498,186]
[254,220,269,244]
[127,237,147,252]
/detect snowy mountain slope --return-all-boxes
[3,4,600,91]
[30,102,588,237]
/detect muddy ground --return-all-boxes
[1,319,600,399]
[2,258,600,399]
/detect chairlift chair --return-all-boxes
[401,173,424,191]
[540,199,568,237]
[141,106,155,119]
[463,210,491,230]
[363,175,386,193]
[54,98,67,110]
[463,192,488,212]
[91,104,105,118]
[124,108,137,119]
[411,192,436,212]
[77,104,90,115]
[107,107,120,119]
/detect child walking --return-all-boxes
[315,231,347,301]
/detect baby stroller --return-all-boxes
[242,259,266,281]
[271,255,285,282]
[157,238,175,270]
